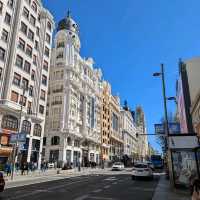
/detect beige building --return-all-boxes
[0,0,54,167]
[101,81,111,161]
[109,95,123,161]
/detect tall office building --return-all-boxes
[0,0,54,167]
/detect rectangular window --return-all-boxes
[24,61,31,73]
[46,33,51,44]
[40,89,45,101]
[1,29,8,42]
[33,55,37,65]
[0,67,2,79]
[4,13,11,25]
[18,38,25,51]
[11,91,19,103]
[27,101,32,114]
[31,2,37,13]
[0,1,3,14]
[23,7,29,19]
[28,29,34,41]
[31,70,35,80]
[42,75,47,85]
[43,60,48,71]
[44,47,49,57]
[21,22,27,35]
[26,44,32,57]
[22,77,29,90]
[36,27,39,36]
[0,47,5,61]
[13,72,21,86]
[19,95,27,106]
[29,85,33,96]
[30,14,36,26]
[47,21,51,31]
[15,55,23,68]
[34,40,38,50]
[39,105,44,114]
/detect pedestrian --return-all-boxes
[24,162,29,175]
[5,162,11,176]
[15,161,20,174]
[21,162,25,175]
[191,179,200,200]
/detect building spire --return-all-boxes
[67,9,71,18]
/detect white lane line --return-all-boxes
[112,182,118,185]
[104,185,111,189]
[7,178,91,200]
[74,194,90,200]
[89,196,115,200]
[92,189,102,193]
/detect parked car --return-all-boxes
[48,163,55,168]
[112,162,125,171]
[132,163,153,180]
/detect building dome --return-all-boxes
[57,11,79,33]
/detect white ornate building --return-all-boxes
[44,13,102,167]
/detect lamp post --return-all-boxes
[11,85,26,180]
[153,64,169,137]
[153,63,175,185]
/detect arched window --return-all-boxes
[33,124,42,137]
[21,120,31,134]
[51,136,60,145]
[2,115,18,131]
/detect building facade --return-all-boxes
[0,0,54,167]
[44,13,102,167]
[101,81,111,162]
[135,106,148,161]
[109,95,123,161]
[121,109,137,159]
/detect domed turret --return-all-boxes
[57,10,79,34]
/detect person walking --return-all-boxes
[5,162,11,176]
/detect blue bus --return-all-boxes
[151,155,163,169]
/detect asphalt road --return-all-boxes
[0,173,159,200]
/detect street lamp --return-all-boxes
[153,64,170,137]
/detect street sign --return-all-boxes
[154,123,181,135]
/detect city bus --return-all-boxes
[151,155,164,169]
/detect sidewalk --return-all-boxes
[5,167,105,189]
[152,175,190,200]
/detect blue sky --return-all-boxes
[43,0,200,152]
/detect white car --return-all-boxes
[132,163,153,180]
[48,163,55,168]
[112,162,125,171]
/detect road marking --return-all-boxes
[74,194,90,200]
[104,185,111,189]
[112,182,118,185]
[89,196,115,200]
[7,178,91,200]
[92,189,102,193]
[104,177,117,181]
